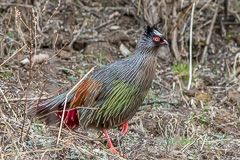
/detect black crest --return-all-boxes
[144,26,158,36]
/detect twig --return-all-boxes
[2,138,73,157]
[56,67,96,146]
[142,100,176,106]
[137,0,141,16]
[21,7,36,141]
[171,0,181,61]
[93,20,113,31]
[68,19,88,48]
[176,76,189,107]
[15,7,30,30]
[200,1,220,63]
[42,0,61,32]
[0,9,12,45]
[233,51,240,78]
[187,1,196,90]
[228,10,240,23]
[194,0,211,18]
[200,134,207,151]
[0,3,32,8]
[170,1,194,35]
[0,97,22,159]
[0,96,51,102]
[0,44,27,67]
[181,136,200,152]
[0,87,18,119]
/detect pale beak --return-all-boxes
[161,39,168,45]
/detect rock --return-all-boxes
[237,86,240,93]
[57,50,72,59]
[119,44,130,56]
[20,58,30,65]
[32,54,49,63]
[109,25,120,30]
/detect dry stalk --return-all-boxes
[30,7,38,68]
[0,3,32,8]
[72,144,105,160]
[17,70,25,92]
[41,0,50,14]
[194,0,211,18]
[181,136,200,152]
[187,1,196,90]
[2,138,74,158]
[21,7,36,141]
[3,96,51,102]
[170,1,194,35]
[15,7,30,30]
[200,1,220,63]
[56,67,96,146]
[171,0,180,61]
[0,87,18,119]
[0,102,22,159]
[68,19,88,47]
[200,134,207,151]
[137,0,141,16]
[0,44,27,67]
[42,0,61,32]
[0,9,12,45]
[233,52,240,78]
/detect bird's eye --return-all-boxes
[153,37,160,42]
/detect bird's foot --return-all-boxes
[119,122,129,137]
[103,128,127,158]
[109,147,127,158]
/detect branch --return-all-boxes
[200,1,220,63]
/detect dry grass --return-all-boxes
[0,0,240,159]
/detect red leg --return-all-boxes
[119,122,129,137]
[103,129,127,157]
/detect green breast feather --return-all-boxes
[96,79,140,121]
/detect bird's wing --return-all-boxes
[69,78,103,109]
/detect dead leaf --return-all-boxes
[195,91,211,103]
[228,89,240,102]
[109,11,121,19]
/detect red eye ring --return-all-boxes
[153,37,160,42]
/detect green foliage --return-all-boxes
[226,32,232,42]
[98,48,108,66]
[68,76,78,82]
[57,67,89,82]
[145,89,177,108]
[56,67,75,73]
[173,62,190,77]
[7,30,18,38]
[0,67,13,80]
[173,62,197,87]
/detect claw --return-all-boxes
[119,122,129,137]
[103,129,127,158]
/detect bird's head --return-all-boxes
[138,26,168,48]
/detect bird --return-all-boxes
[28,26,168,156]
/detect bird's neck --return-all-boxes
[128,47,158,90]
[135,46,159,56]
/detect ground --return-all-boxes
[0,0,240,160]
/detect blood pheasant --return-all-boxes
[29,26,168,156]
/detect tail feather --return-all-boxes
[28,91,79,129]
